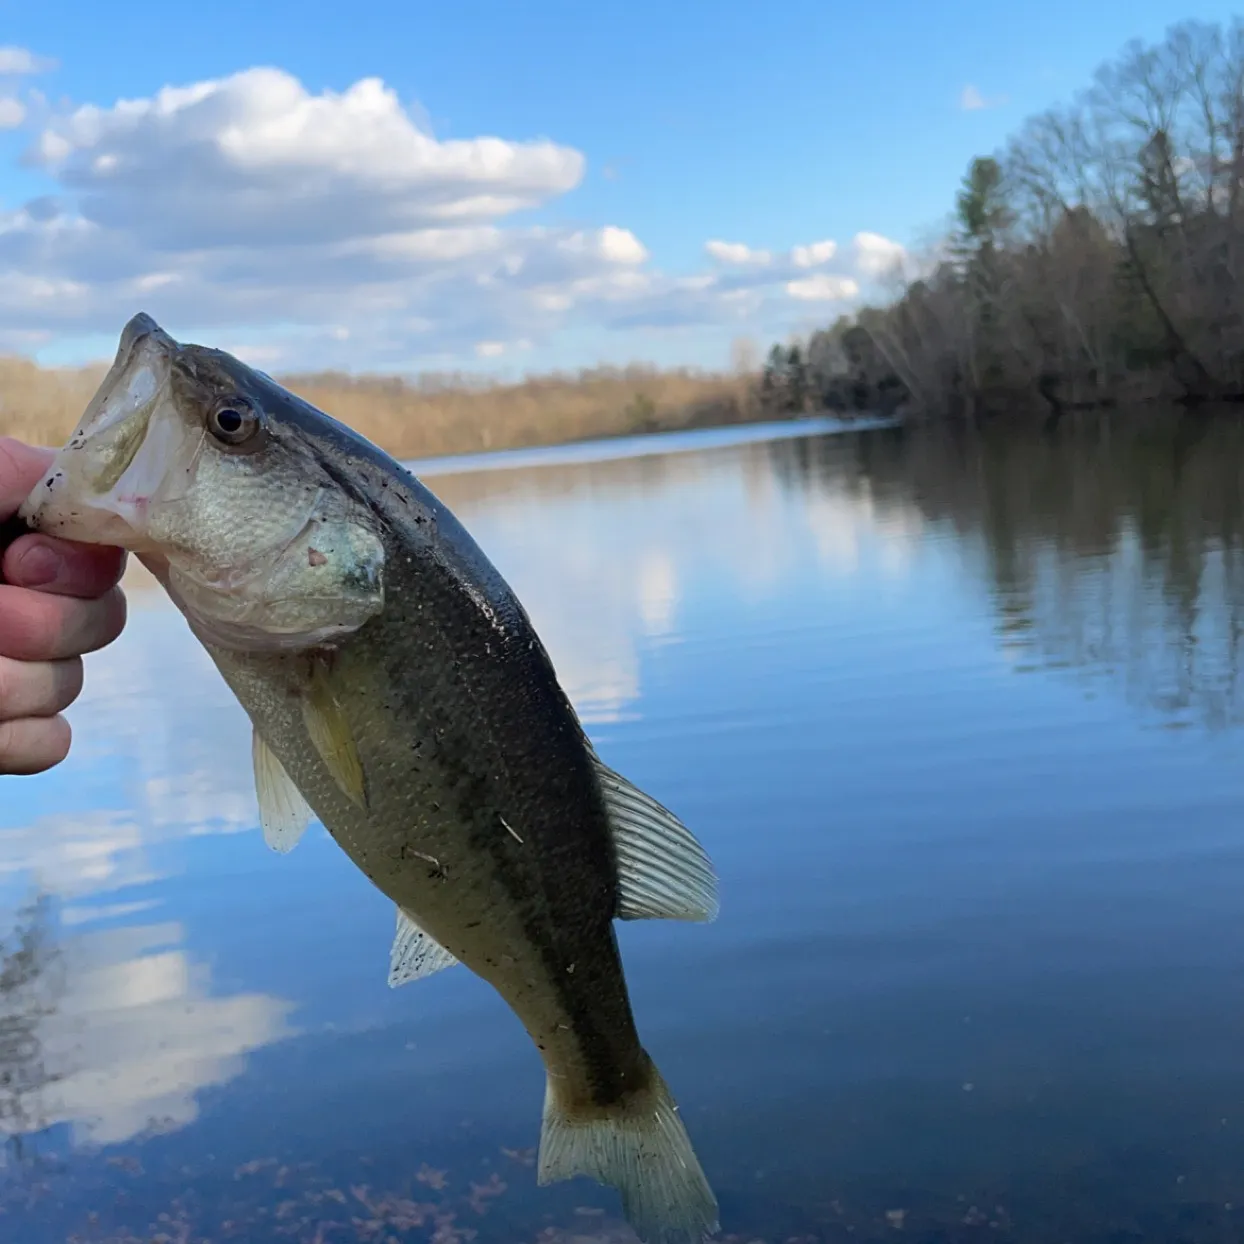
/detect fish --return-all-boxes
[19,313,721,1244]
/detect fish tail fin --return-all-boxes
[537,1049,719,1244]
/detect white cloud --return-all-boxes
[791,239,837,268]
[0,46,56,76]
[786,274,859,301]
[0,97,24,129]
[31,68,584,247]
[596,226,648,264]
[0,46,52,135]
[474,338,532,358]
[853,231,907,278]
[0,62,906,367]
[700,234,877,309]
[705,240,771,266]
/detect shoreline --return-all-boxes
[0,355,774,461]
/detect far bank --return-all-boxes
[0,353,814,461]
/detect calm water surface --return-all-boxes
[4,415,1244,1243]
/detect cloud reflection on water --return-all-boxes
[39,920,294,1147]
[428,434,927,715]
[0,603,293,1153]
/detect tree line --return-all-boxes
[762,19,1244,423]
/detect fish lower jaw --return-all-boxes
[19,492,151,550]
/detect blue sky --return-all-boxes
[0,0,1237,375]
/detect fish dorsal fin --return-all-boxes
[389,906,459,987]
[590,754,719,923]
[252,728,314,853]
[301,661,368,809]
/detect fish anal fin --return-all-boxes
[389,906,458,987]
[591,755,719,923]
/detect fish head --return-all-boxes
[19,312,387,651]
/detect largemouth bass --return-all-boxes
[20,314,720,1244]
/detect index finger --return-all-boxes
[0,438,53,521]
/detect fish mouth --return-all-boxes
[19,312,182,551]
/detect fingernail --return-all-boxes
[14,543,63,587]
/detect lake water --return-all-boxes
[4,413,1244,1243]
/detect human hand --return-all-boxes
[0,438,127,774]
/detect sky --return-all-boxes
[0,0,1239,376]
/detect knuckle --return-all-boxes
[0,715,71,774]
[0,590,49,660]
[57,659,85,711]
[74,588,127,655]
[49,716,71,765]
[0,717,18,764]
[97,588,127,647]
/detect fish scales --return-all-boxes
[208,535,646,1110]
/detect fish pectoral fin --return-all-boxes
[388,906,459,987]
[301,664,368,809]
[590,753,719,923]
[252,728,314,853]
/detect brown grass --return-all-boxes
[0,354,766,460]
[0,357,109,449]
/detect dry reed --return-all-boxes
[0,355,764,460]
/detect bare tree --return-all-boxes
[777,19,1244,420]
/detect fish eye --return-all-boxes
[208,399,263,448]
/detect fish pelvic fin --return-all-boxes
[590,754,719,923]
[252,728,314,853]
[537,1049,719,1244]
